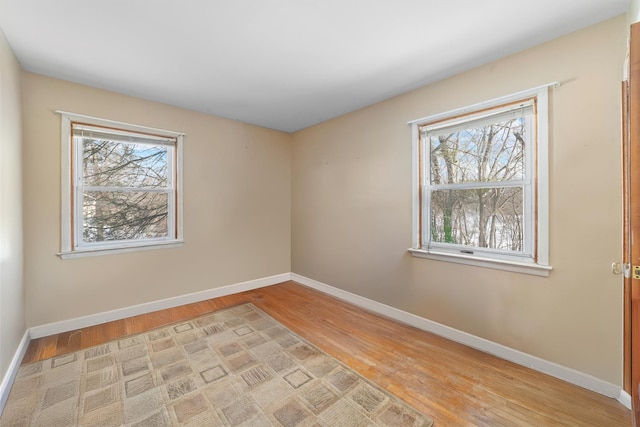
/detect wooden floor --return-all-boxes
[24,281,630,426]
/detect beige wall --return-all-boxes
[630,0,640,24]
[0,30,25,378]
[22,73,291,327]
[292,16,627,385]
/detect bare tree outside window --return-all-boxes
[81,139,171,242]
[72,124,177,247]
[428,117,526,252]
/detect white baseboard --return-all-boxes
[291,273,628,406]
[0,330,30,416]
[619,390,632,410]
[30,272,292,339]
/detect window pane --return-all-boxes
[83,191,169,242]
[430,187,524,251]
[429,118,525,184]
[82,139,169,188]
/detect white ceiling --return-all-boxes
[0,0,630,132]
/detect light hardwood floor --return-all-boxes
[23,281,631,426]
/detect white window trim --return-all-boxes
[57,111,185,259]
[408,82,558,276]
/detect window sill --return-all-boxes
[58,241,184,260]
[408,248,552,277]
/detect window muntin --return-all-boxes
[59,112,184,258]
[409,85,552,274]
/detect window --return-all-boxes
[408,85,555,276]
[58,112,184,258]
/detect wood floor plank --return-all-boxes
[29,335,58,363]
[19,281,630,426]
[20,341,38,365]
[54,330,81,355]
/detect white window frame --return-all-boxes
[408,83,557,276]
[58,111,184,259]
